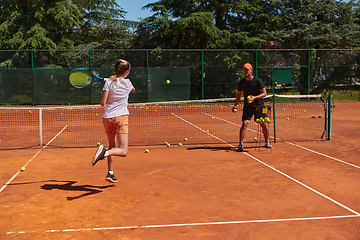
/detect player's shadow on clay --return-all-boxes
[40,180,114,201]
[187,146,258,152]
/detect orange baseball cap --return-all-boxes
[243,63,253,70]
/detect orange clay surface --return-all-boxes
[0,102,359,239]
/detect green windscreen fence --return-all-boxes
[0,67,190,105]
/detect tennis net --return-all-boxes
[0,95,327,150]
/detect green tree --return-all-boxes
[0,0,131,51]
[136,0,276,49]
[0,0,81,50]
[265,0,360,49]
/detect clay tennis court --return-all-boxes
[1,101,359,239]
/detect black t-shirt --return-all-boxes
[238,77,265,106]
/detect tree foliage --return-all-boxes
[264,0,360,49]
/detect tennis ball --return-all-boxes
[206,130,209,133]
[145,149,149,153]
[247,96,251,99]
[283,108,285,111]
[166,143,170,147]
[20,167,25,171]
[184,138,188,141]
[304,110,306,113]
[97,142,100,146]
[233,108,237,112]
[96,114,98,116]
[60,113,63,115]
[29,110,32,113]
[287,117,289,120]
[165,141,168,145]
[166,80,170,84]
[204,145,208,148]
[254,137,257,140]
[256,118,260,123]
[179,143,182,146]
[211,117,214,119]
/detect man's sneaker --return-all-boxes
[265,140,272,148]
[236,143,244,152]
[106,172,118,183]
[92,145,106,166]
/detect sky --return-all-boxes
[116,0,154,21]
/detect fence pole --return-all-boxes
[201,50,204,99]
[31,50,34,106]
[308,49,310,95]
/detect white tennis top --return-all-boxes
[102,78,133,118]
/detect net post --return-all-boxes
[39,108,43,146]
[271,77,277,143]
[327,94,334,140]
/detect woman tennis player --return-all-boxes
[92,59,135,183]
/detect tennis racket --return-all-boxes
[68,68,110,88]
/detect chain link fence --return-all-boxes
[0,49,359,105]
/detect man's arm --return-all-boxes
[232,90,242,112]
[248,88,267,102]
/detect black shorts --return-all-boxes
[242,104,269,122]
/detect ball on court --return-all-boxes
[184,138,188,141]
[145,149,149,153]
[179,143,182,146]
[97,142,100,146]
[20,167,25,171]
[254,137,257,140]
[166,80,170,84]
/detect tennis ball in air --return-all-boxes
[287,117,289,120]
[206,130,209,133]
[179,143,182,146]
[233,108,237,112]
[20,167,25,171]
[211,117,214,119]
[165,142,168,145]
[184,138,188,141]
[166,80,170,84]
[304,110,306,113]
[60,113,63,115]
[29,110,32,113]
[166,143,170,147]
[254,137,258,140]
[97,142,100,146]
[145,149,149,153]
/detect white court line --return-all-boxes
[0,125,68,193]
[172,113,360,215]
[5,118,360,235]
[203,112,360,169]
[286,142,360,169]
[6,215,360,234]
